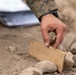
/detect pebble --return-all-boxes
[8,46,18,54]
[73,55,76,67]
[64,52,74,70]
[70,43,76,54]
[59,32,76,52]
[19,67,42,75]
[35,60,57,73]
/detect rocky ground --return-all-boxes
[0,0,76,75]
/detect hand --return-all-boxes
[41,14,67,48]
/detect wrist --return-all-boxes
[42,14,54,20]
[39,9,58,22]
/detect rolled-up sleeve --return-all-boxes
[26,0,58,21]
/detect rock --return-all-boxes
[64,52,74,70]
[8,46,18,54]
[73,55,76,66]
[70,43,76,54]
[19,67,42,75]
[53,72,61,75]
[74,72,76,75]
[59,32,76,52]
[35,60,57,73]
[58,45,68,52]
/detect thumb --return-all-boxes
[41,29,49,46]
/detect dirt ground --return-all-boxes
[0,0,76,75]
[0,24,43,75]
[0,24,76,75]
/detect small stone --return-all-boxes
[19,67,42,75]
[35,60,57,73]
[53,72,61,75]
[64,52,74,70]
[70,43,76,54]
[8,46,18,54]
[74,72,76,75]
[58,45,68,52]
[59,32,76,52]
[73,55,76,67]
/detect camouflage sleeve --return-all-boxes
[25,0,58,21]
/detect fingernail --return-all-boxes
[45,43,49,47]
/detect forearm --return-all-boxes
[26,0,58,21]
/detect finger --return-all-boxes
[41,29,49,46]
[52,29,64,48]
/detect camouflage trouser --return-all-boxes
[25,0,58,20]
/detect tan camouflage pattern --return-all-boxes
[25,0,57,19]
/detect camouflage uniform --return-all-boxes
[26,0,58,21]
